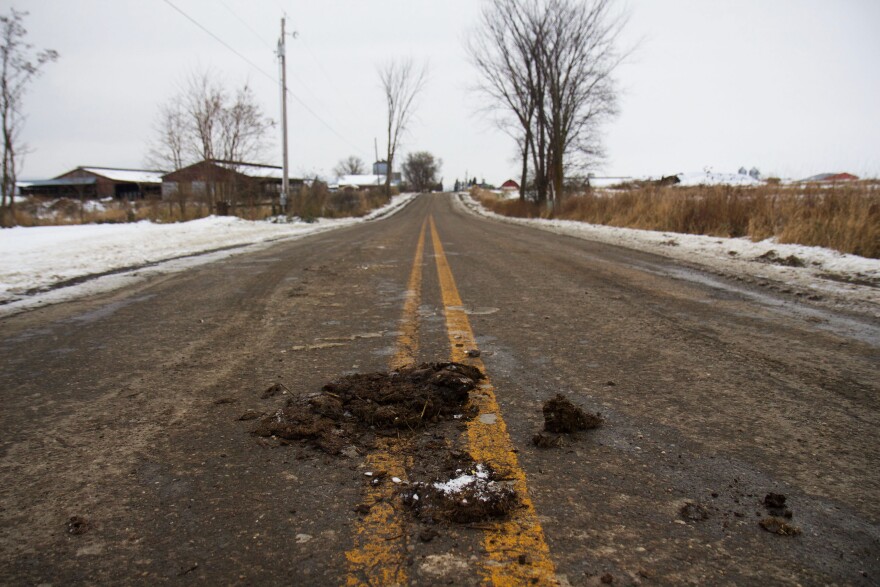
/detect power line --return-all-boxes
[214,1,345,125]
[216,0,275,51]
[159,0,369,160]
[300,34,359,115]
[160,0,276,83]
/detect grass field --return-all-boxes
[477,182,880,259]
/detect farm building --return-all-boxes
[500,179,520,192]
[20,167,163,200]
[801,172,860,183]
[161,160,304,211]
[333,174,401,191]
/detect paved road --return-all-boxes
[1,194,878,585]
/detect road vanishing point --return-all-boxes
[1,194,878,585]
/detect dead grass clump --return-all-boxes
[473,189,547,219]
[556,186,761,238]
[774,190,879,258]
[288,184,391,220]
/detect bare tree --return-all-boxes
[468,0,544,201]
[469,0,624,204]
[542,0,623,200]
[218,82,274,163]
[333,155,366,177]
[402,151,441,192]
[146,70,273,212]
[149,70,273,168]
[378,58,427,196]
[0,8,57,226]
[181,70,225,165]
[145,101,186,171]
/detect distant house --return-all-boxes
[20,166,163,200]
[501,179,520,191]
[801,172,859,183]
[332,173,402,191]
[161,160,303,210]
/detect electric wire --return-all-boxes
[213,0,338,124]
[160,0,369,160]
[216,0,275,51]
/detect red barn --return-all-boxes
[824,173,859,182]
[501,179,520,191]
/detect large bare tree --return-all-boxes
[469,0,624,204]
[378,58,427,196]
[146,70,273,170]
[0,8,57,226]
[218,82,273,163]
[402,151,441,193]
[332,155,366,178]
[146,70,273,211]
[468,0,544,201]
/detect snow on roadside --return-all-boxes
[456,193,879,316]
[1,193,416,315]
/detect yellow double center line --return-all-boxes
[429,216,556,586]
[346,214,557,586]
[345,219,427,586]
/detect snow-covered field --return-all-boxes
[457,194,879,317]
[0,193,416,316]
[675,170,763,186]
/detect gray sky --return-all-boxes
[14,0,880,184]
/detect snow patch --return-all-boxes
[1,193,416,316]
[676,170,763,186]
[457,193,879,318]
[433,464,491,496]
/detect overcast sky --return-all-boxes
[14,0,880,184]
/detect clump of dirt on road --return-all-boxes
[401,456,518,524]
[680,502,710,521]
[261,382,290,399]
[759,517,801,536]
[532,432,564,448]
[756,250,805,268]
[252,362,482,454]
[542,394,602,433]
[763,492,793,518]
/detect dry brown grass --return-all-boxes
[476,183,879,258]
[287,184,392,221]
[8,187,394,228]
[9,198,213,226]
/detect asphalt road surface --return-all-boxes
[1,194,878,586]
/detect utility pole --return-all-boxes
[277,17,289,213]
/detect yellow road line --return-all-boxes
[429,215,558,586]
[391,217,428,370]
[344,218,427,586]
